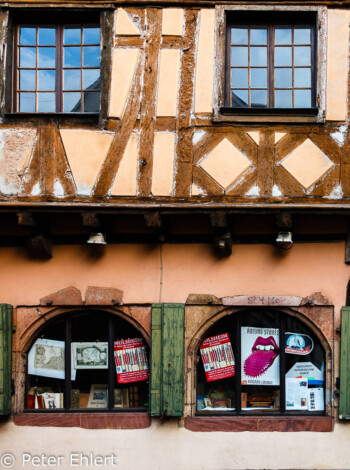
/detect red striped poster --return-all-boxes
[200,333,235,382]
[114,338,149,383]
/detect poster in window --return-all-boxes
[285,378,308,410]
[28,338,76,380]
[285,332,314,355]
[200,333,235,382]
[241,327,280,386]
[114,338,149,384]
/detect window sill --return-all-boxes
[214,107,321,124]
[185,416,333,432]
[13,412,151,429]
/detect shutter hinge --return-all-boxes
[0,389,3,395]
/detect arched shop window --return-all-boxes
[196,310,325,415]
[26,311,149,411]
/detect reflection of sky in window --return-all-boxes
[64,26,81,45]
[83,70,100,90]
[38,48,56,68]
[19,70,36,90]
[83,26,100,44]
[83,46,100,67]
[38,92,55,112]
[19,27,36,45]
[38,27,56,45]
[64,47,81,67]
[19,48,36,68]
[19,93,35,112]
[64,70,81,90]
[38,70,55,91]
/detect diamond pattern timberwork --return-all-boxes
[280,139,334,190]
[198,138,252,190]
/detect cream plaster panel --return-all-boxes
[0,129,36,195]
[109,48,140,118]
[199,138,252,189]
[162,8,184,36]
[326,10,350,121]
[247,132,259,145]
[280,138,334,190]
[60,130,113,195]
[115,8,140,36]
[275,132,286,144]
[152,132,176,196]
[110,133,138,196]
[156,49,181,117]
[194,9,215,115]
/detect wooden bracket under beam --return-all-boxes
[345,233,350,264]
[27,234,52,260]
[144,211,162,230]
[17,212,36,226]
[210,211,227,229]
[82,212,100,228]
[214,231,232,257]
[276,212,293,229]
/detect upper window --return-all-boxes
[224,12,317,112]
[14,23,100,113]
[196,309,325,415]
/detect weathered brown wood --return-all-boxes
[138,8,162,197]
[192,166,223,196]
[185,416,334,432]
[257,130,274,196]
[175,10,199,197]
[193,132,224,165]
[100,10,114,126]
[275,134,308,163]
[115,37,144,47]
[161,37,182,49]
[93,48,144,196]
[13,412,151,429]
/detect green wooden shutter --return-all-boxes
[339,306,350,419]
[0,304,12,415]
[150,303,185,417]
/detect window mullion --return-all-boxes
[65,316,72,411]
[279,312,286,414]
[57,25,63,113]
[268,24,274,108]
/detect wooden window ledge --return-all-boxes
[185,416,333,432]
[13,412,151,429]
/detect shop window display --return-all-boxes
[197,310,325,415]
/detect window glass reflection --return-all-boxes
[38,27,56,45]
[19,27,36,45]
[19,92,35,112]
[64,26,81,45]
[19,70,36,90]
[38,92,55,112]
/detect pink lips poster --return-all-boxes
[241,327,280,386]
[200,333,236,382]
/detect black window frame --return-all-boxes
[196,309,326,417]
[221,11,318,116]
[11,10,101,115]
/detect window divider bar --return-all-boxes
[108,317,115,411]
[279,313,286,414]
[64,316,72,411]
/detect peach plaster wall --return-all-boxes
[0,242,348,315]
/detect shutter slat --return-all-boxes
[150,304,163,416]
[339,306,350,419]
[0,304,12,415]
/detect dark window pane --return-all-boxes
[83,69,100,90]
[275,68,292,88]
[251,68,267,88]
[19,92,35,112]
[294,26,311,45]
[231,68,248,88]
[64,70,81,90]
[19,27,36,45]
[83,46,100,67]
[231,47,248,66]
[275,90,292,107]
[19,47,36,68]
[38,92,55,112]
[19,70,36,90]
[38,70,55,91]
[250,27,267,45]
[275,47,292,66]
[38,27,56,45]
[250,47,267,66]
[275,26,292,45]
[294,68,311,88]
[84,92,100,112]
[294,89,311,108]
[64,92,81,112]
[251,89,267,107]
[64,47,81,67]
[64,26,81,45]
[294,46,311,66]
[231,90,248,107]
[83,26,100,44]
[38,47,56,68]
[231,27,248,45]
